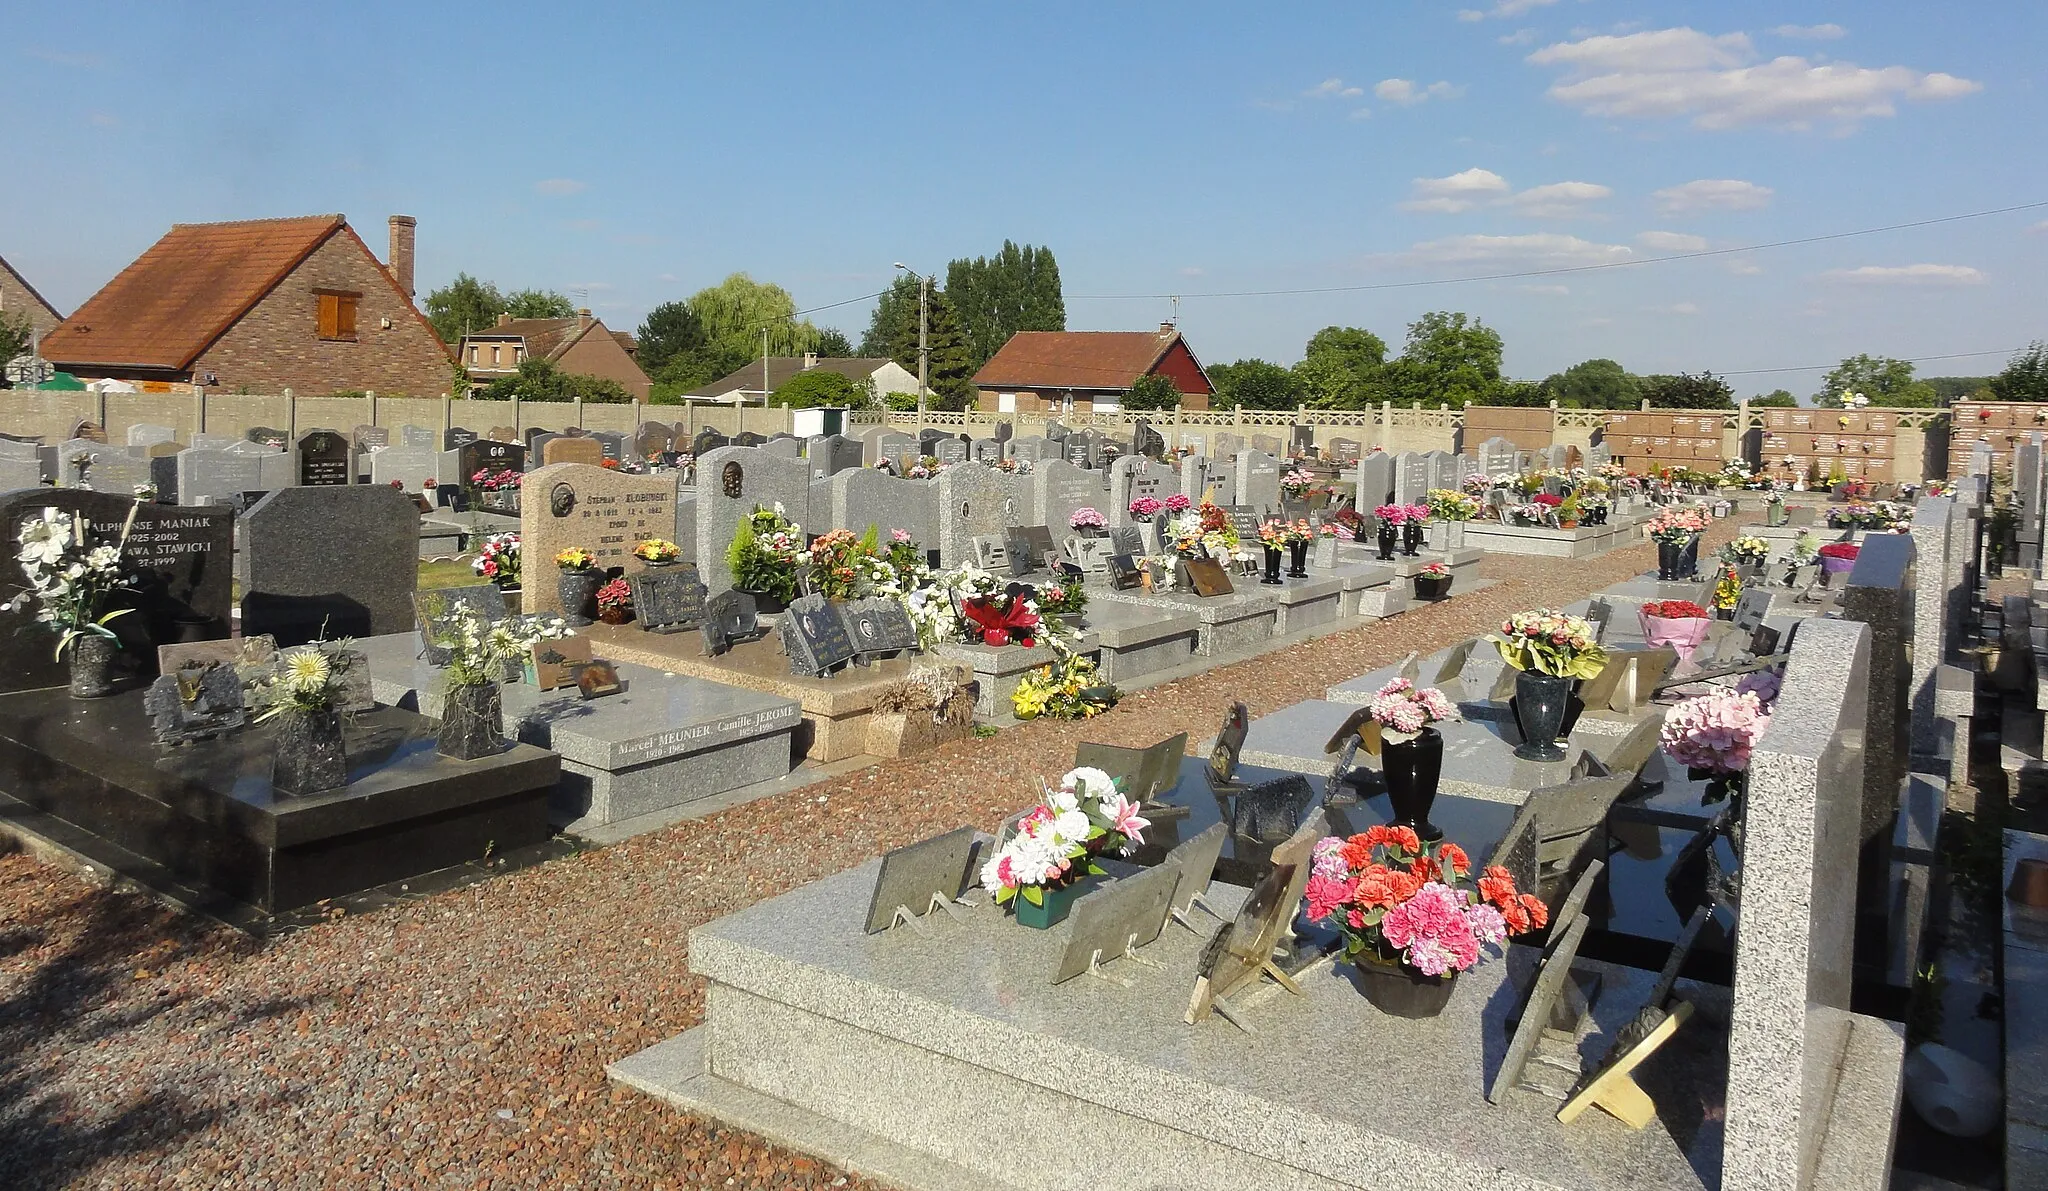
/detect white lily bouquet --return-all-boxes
[438,605,573,687]
[4,505,140,660]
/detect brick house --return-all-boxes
[972,324,1215,414]
[686,355,921,405]
[0,253,62,338]
[459,312,651,400]
[38,214,452,395]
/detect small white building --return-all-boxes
[685,354,922,405]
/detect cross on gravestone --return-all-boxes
[972,439,1004,465]
[627,565,708,632]
[778,593,857,676]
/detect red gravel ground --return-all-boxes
[0,526,1738,1189]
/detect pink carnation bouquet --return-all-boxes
[1306,826,1545,984]
[1368,677,1459,742]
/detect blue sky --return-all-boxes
[7,1,2044,396]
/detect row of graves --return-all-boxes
[610,489,1984,1191]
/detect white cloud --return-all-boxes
[1498,28,1539,46]
[1376,78,1463,105]
[2031,220,2048,233]
[1772,23,1846,40]
[1528,27,1981,130]
[1821,263,1987,286]
[1457,10,1485,22]
[1399,232,1634,268]
[1522,284,1571,295]
[1305,77,1364,99]
[1508,181,1612,218]
[1664,302,1701,315]
[1726,260,1764,275]
[658,273,679,283]
[1463,0,1555,18]
[1178,266,1206,277]
[1348,108,1373,121]
[534,178,588,196]
[1637,230,1709,252]
[1399,168,1511,212]
[1653,178,1774,212]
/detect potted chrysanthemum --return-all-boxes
[980,766,1151,928]
[1305,826,1545,1018]
[252,641,360,795]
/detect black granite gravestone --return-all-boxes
[779,593,855,676]
[444,427,478,451]
[627,565,707,633]
[692,429,730,456]
[0,492,234,694]
[241,487,419,646]
[296,429,353,487]
[700,588,762,658]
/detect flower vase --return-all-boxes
[557,570,603,626]
[739,588,787,614]
[1286,541,1309,578]
[1261,545,1284,585]
[1766,503,1787,528]
[1376,524,1398,561]
[66,634,117,699]
[272,708,347,795]
[1380,728,1443,841]
[1656,540,1683,581]
[1511,670,1571,762]
[1680,535,1701,578]
[437,681,505,760]
[1014,880,1089,929]
[1402,524,1424,557]
[1413,574,1452,601]
[495,583,524,614]
[1354,953,1457,1019]
[1820,555,1857,576]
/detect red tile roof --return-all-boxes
[972,330,1196,392]
[40,215,348,371]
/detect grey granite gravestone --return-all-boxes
[1840,532,1915,975]
[590,431,628,464]
[543,436,606,467]
[0,491,234,692]
[809,434,863,480]
[0,445,41,492]
[628,565,708,632]
[932,438,968,465]
[176,445,289,505]
[972,438,1004,465]
[1327,438,1361,464]
[1250,434,1281,456]
[1238,450,1280,513]
[695,446,813,594]
[779,593,856,676]
[1392,452,1430,505]
[1133,419,1166,460]
[1211,431,1243,458]
[348,424,388,454]
[126,423,178,449]
[241,486,420,646]
[1478,436,1518,478]
[1064,431,1101,469]
[367,443,439,493]
[1906,498,1957,757]
[936,462,1009,569]
[1008,436,1060,464]
[1587,441,1611,468]
[295,429,354,487]
[762,437,803,460]
[733,431,768,449]
[1034,459,1105,540]
[1424,450,1458,497]
[68,443,150,494]
[1353,452,1395,509]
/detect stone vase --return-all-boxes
[1381,728,1444,841]
[437,681,504,761]
[1286,541,1309,578]
[1511,670,1571,762]
[67,633,118,700]
[273,708,347,795]
[557,570,603,626]
[1354,952,1457,1019]
[1261,546,1284,585]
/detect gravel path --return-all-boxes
[0,525,1739,1189]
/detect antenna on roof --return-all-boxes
[1169,295,1180,327]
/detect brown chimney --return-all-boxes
[1159,321,1175,337]
[387,215,417,297]
[802,351,818,370]
[578,308,592,329]
[496,312,512,327]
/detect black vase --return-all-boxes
[1656,540,1683,581]
[1354,955,1457,1019]
[1511,670,1571,762]
[1287,541,1309,578]
[1377,524,1397,561]
[558,570,603,626]
[1680,535,1700,578]
[1402,523,1424,557]
[739,588,788,615]
[1381,728,1444,840]
[437,681,504,760]
[273,708,347,795]
[1413,574,1451,601]
[1261,545,1284,584]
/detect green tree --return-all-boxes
[944,241,1066,370]
[815,327,854,357]
[872,280,974,404]
[1639,371,1735,409]
[423,273,504,343]
[1927,376,1993,402]
[1815,354,1936,407]
[479,359,632,403]
[633,301,706,375]
[1751,389,1799,407]
[1989,343,2048,404]
[1122,373,1183,411]
[771,369,866,408]
[1380,312,1504,407]
[0,309,33,380]
[1541,358,1640,409]
[690,273,823,361]
[861,275,919,358]
[1294,325,1387,408]
[1208,359,1305,410]
[504,289,576,319]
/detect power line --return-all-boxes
[1062,199,2048,302]
[1719,347,2026,378]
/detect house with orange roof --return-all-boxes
[971,323,1215,414]
[38,214,452,396]
[459,311,651,401]
[0,254,63,338]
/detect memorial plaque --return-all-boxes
[1208,701,1250,788]
[529,635,594,691]
[1733,588,1773,633]
[1226,508,1265,542]
[1066,536,1117,573]
[1434,639,1477,684]
[1159,822,1228,916]
[846,597,917,655]
[779,593,856,676]
[1108,525,1145,556]
[1184,811,1326,1025]
[578,659,624,699]
[972,534,1010,571]
[1052,865,1180,983]
[700,588,763,658]
[144,661,248,746]
[157,634,277,676]
[1186,558,1235,597]
[1073,732,1189,803]
[863,826,979,934]
[627,565,708,632]
[1107,553,1144,590]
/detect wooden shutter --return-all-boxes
[336,295,357,340]
[317,293,339,339]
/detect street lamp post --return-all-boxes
[893,262,930,419]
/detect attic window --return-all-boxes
[316,291,359,342]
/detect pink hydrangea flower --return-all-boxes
[1659,689,1771,773]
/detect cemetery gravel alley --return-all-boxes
[0,525,1739,1190]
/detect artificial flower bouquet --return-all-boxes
[1168,502,1239,559]
[979,766,1151,913]
[1069,507,1107,532]
[1818,540,1861,574]
[435,605,574,688]
[1641,599,1710,621]
[554,547,598,573]
[1489,609,1608,679]
[3,505,138,661]
[1713,564,1742,612]
[1639,599,1713,658]
[1719,536,1771,567]
[596,578,633,621]
[471,468,522,492]
[631,538,680,564]
[1326,506,1366,540]
[1010,653,1119,720]
[1373,503,1411,525]
[1645,506,1709,545]
[1509,502,1549,525]
[1280,468,1319,497]
[1425,488,1480,521]
[1660,682,1774,799]
[1417,561,1451,580]
[1163,493,1193,514]
[1033,580,1087,621]
[1305,827,1545,980]
[1367,677,1458,742]
[1532,492,1564,510]
[808,528,897,600]
[250,639,359,721]
[471,533,522,587]
[960,584,1041,647]
[1129,496,1164,519]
